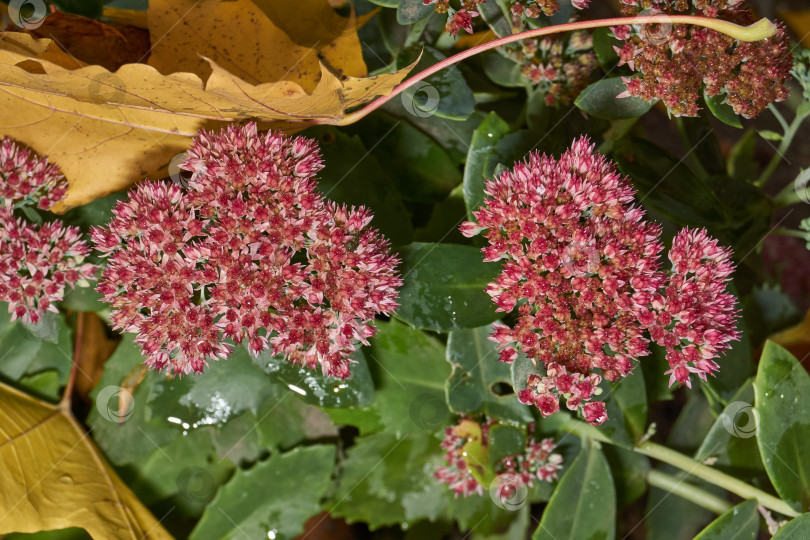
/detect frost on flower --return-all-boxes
[92,123,401,378]
[0,139,95,325]
[461,137,739,425]
[613,0,792,118]
[435,417,563,498]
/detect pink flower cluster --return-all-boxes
[435,417,563,497]
[92,123,401,378]
[652,228,739,387]
[0,137,67,210]
[461,137,739,425]
[613,0,791,118]
[0,209,95,324]
[504,31,598,107]
[0,138,95,325]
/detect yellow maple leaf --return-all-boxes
[0,381,172,539]
[0,23,411,210]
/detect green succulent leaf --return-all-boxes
[755,341,810,512]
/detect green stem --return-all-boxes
[768,103,790,133]
[756,108,810,188]
[334,15,777,126]
[562,418,800,518]
[772,227,809,240]
[646,469,732,515]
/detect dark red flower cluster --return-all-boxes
[461,137,739,425]
[0,137,67,210]
[613,0,792,117]
[0,138,95,325]
[92,123,401,378]
[435,417,563,497]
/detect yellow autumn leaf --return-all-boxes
[147,0,326,90]
[0,381,172,539]
[0,29,412,210]
[255,0,375,78]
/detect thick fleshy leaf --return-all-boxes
[146,345,276,430]
[87,335,180,465]
[445,324,532,424]
[482,52,526,88]
[120,428,233,516]
[774,514,810,539]
[574,78,653,120]
[0,381,172,538]
[488,422,527,464]
[324,320,450,436]
[395,243,501,332]
[693,499,759,540]
[397,0,434,24]
[592,27,620,71]
[0,308,72,391]
[754,341,810,512]
[704,91,743,129]
[463,112,511,220]
[695,381,765,479]
[532,442,616,540]
[398,45,475,120]
[328,432,446,529]
[342,114,461,203]
[252,347,375,409]
[366,320,452,436]
[190,445,336,540]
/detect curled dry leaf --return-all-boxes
[23,11,150,70]
[0,0,412,210]
[0,381,172,539]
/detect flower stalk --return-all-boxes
[336,15,777,126]
[758,104,810,190]
[562,417,800,518]
[646,469,732,515]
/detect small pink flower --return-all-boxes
[93,123,401,378]
[0,137,68,210]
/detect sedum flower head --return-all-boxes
[613,0,792,118]
[0,137,68,210]
[652,228,740,387]
[92,123,401,378]
[435,417,563,498]
[0,207,95,324]
[461,137,739,425]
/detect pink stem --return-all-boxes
[334,14,774,126]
